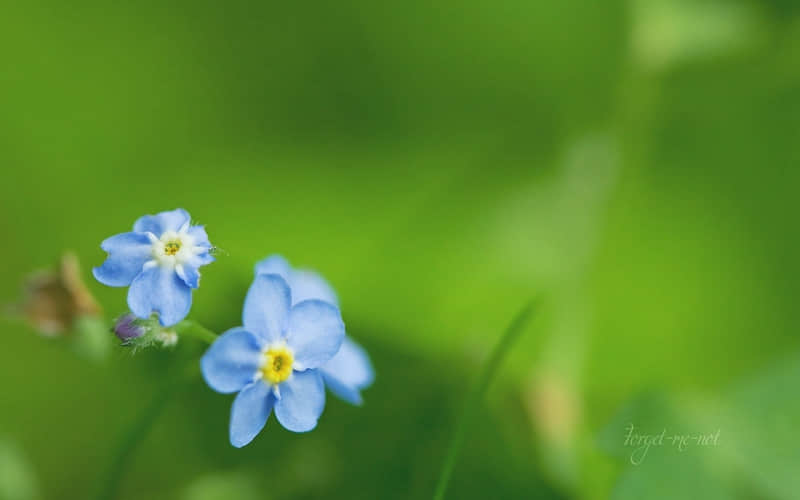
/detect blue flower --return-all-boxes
[93,208,214,326]
[201,274,345,447]
[255,255,374,405]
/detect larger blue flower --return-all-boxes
[201,274,345,447]
[255,255,374,405]
[93,208,214,326]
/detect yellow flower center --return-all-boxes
[164,240,181,256]
[260,346,293,384]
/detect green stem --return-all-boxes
[95,375,186,500]
[174,319,218,344]
[94,319,215,500]
[432,300,538,500]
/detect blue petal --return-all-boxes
[286,300,344,369]
[254,255,338,306]
[127,264,192,326]
[254,255,291,278]
[191,252,216,266]
[321,374,362,406]
[230,381,274,448]
[321,337,375,405]
[242,274,291,343]
[274,370,325,432]
[176,263,200,289]
[290,270,339,306]
[92,232,153,287]
[133,208,190,235]
[201,328,263,394]
[187,225,212,249]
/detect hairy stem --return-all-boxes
[432,300,538,500]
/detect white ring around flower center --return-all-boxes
[146,226,203,268]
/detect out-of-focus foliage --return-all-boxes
[0,0,797,499]
[0,440,39,500]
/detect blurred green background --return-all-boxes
[1,0,798,499]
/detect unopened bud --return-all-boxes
[113,313,147,343]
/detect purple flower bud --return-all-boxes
[113,313,145,342]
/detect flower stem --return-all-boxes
[95,374,187,500]
[174,319,218,344]
[432,300,538,500]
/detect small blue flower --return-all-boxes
[201,274,345,447]
[255,255,374,405]
[93,208,214,326]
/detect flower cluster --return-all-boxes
[94,209,373,447]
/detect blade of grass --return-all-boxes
[432,300,538,500]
